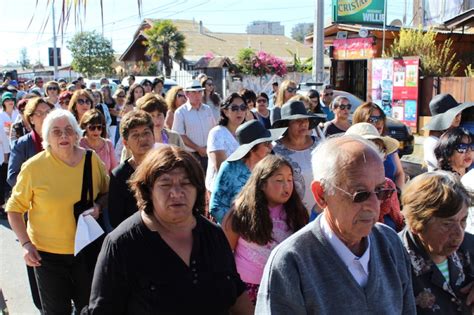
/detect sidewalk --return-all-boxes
[0,219,39,314]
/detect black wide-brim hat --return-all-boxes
[423,102,474,131]
[227,120,286,162]
[271,100,326,129]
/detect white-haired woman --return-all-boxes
[6,109,109,314]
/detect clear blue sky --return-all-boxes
[0,0,413,66]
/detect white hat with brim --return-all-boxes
[183,79,204,92]
[227,120,287,162]
[346,122,400,155]
[423,102,474,131]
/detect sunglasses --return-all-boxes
[47,86,59,91]
[455,143,474,154]
[333,184,395,203]
[324,92,334,96]
[335,104,352,110]
[177,94,186,98]
[51,127,75,138]
[368,115,383,124]
[87,124,103,132]
[77,99,92,105]
[286,87,297,93]
[229,104,248,112]
[117,94,126,98]
[257,99,267,103]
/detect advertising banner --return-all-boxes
[371,57,419,130]
[333,38,376,60]
[333,0,385,25]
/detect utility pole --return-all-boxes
[312,0,324,83]
[382,0,388,55]
[52,3,58,79]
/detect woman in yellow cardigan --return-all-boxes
[6,109,109,314]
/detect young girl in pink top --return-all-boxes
[223,155,309,306]
[79,109,118,173]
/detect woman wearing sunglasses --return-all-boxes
[322,96,352,137]
[79,109,118,173]
[164,86,186,129]
[68,89,93,123]
[434,127,473,177]
[201,77,222,122]
[44,81,60,109]
[270,80,297,125]
[353,102,406,189]
[205,93,246,194]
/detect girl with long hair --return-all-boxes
[222,155,309,306]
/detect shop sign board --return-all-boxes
[333,0,385,25]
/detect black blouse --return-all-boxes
[86,212,246,315]
[108,159,137,228]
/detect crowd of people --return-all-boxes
[0,74,473,314]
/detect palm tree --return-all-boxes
[143,20,186,77]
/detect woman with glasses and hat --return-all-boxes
[434,127,473,177]
[68,89,93,123]
[353,101,406,189]
[272,100,326,214]
[399,171,474,314]
[209,120,286,224]
[270,79,297,125]
[206,93,246,194]
[79,109,118,174]
[423,94,474,172]
[345,123,405,231]
[322,95,352,137]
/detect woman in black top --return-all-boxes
[87,146,252,314]
[322,96,352,137]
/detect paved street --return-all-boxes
[0,218,39,314]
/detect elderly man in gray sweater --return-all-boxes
[256,135,416,314]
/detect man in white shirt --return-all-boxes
[172,80,216,171]
[256,135,415,314]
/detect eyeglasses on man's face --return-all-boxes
[332,184,395,203]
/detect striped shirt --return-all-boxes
[436,260,450,283]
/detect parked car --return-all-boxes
[120,76,177,94]
[333,90,414,157]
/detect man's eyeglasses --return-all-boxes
[368,115,383,124]
[129,130,154,141]
[332,184,395,203]
[229,104,248,112]
[257,99,267,103]
[455,143,474,154]
[87,124,103,132]
[334,104,352,110]
[77,99,92,105]
[286,87,297,93]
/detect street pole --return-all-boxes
[382,0,387,56]
[312,0,324,83]
[51,3,58,79]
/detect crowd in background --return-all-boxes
[0,73,473,314]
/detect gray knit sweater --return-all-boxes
[255,216,416,314]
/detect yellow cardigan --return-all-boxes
[6,149,109,254]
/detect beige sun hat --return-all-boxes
[346,122,400,155]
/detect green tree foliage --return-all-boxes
[385,27,460,77]
[143,20,186,77]
[236,48,256,75]
[291,23,313,43]
[67,31,115,77]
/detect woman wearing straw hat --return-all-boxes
[209,120,286,224]
[271,100,326,215]
[346,122,405,231]
[423,94,474,171]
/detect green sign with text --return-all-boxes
[333,0,385,25]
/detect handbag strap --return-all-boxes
[80,150,94,206]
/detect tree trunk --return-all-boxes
[163,43,171,77]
